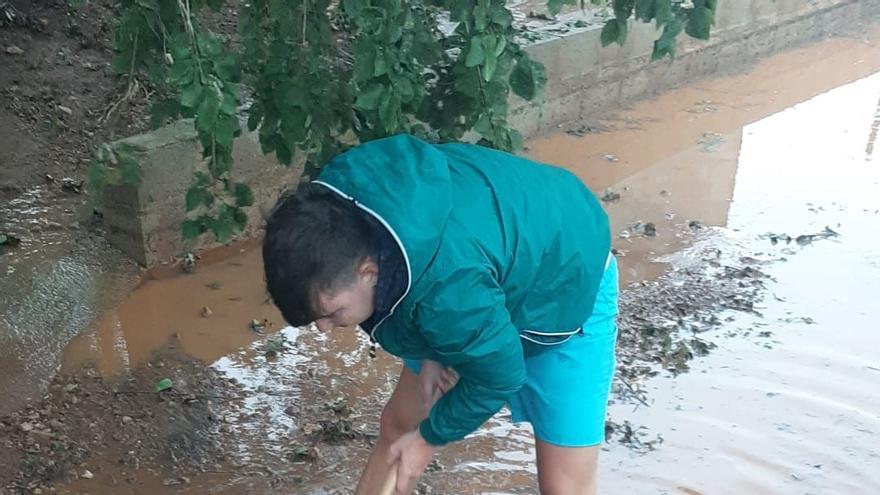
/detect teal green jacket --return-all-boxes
[316,134,610,446]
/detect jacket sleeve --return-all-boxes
[413,266,526,446]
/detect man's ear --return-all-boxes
[358,257,379,286]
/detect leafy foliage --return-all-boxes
[598,0,717,61]
[95,0,716,243]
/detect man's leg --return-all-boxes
[535,441,600,495]
[355,366,431,494]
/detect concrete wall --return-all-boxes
[102,120,303,266]
[511,0,879,135]
[101,0,880,266]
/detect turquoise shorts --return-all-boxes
[405,255,619,447]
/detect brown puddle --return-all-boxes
[52,24,880,495]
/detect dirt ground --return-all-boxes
[0,0,150,206]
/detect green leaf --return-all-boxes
[186,185,210,212]
[247,102,263,132]
[150,99,181,130]
[685,1,715,40]
[474,0,489,31]
[490,8,513,28]
[180,82,203,109]
[378,90,401,133]
[482,36,498,81]
[373,50,389,77]
[465,38,486,68]
[214,114,239,148]
[653,0,672,25]
[233,183,254,207]
[211,205,237,243]
[118,153,141,185]
[195,90,220,134]
[182,219,202,239]
[508,128,524,151]
[352,44,377,82]
[232,207,248,231]
[652,17,683,60]
[509,58,547,101]
[355,84,384,111]
[473,113,493,137]
[214,54,241,82]
[155,378,173,392]
[600,19,628,47]
[275,140,293,166]
[635,0,654,21]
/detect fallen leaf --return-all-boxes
[155,378,173,393]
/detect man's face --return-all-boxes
[313,258,378,332]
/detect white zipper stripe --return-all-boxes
[521,327,582,336]
[312,180,413,341]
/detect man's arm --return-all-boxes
[387,266,526,492]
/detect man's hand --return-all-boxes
[389,429,437,494]
[418,359,459,405]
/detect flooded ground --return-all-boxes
[2,23,880,495]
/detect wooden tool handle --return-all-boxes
[378,462,398,495]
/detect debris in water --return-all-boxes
[0,233,22,247]
[688,220,703,231]
[286,444,318,462]
[154,378,173,393]
[206,281,222,290]
[163,476,191,486]
[250,319,267,334]
[628,221,656,237]
[60,177,84,194]
[601,189,621,202]
[565,124,602,136]
[80,470,94,479]
[660,189,671,196]
[765,226,839,246]
[603,154,619,162]
[264,333,287,358]
[697,132,725,152]
[604,419,664,453]
[180,252,199,273]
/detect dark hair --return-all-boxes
[262,182,375,326]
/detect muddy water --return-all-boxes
[55,28,880,495]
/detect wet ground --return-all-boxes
[3,22,880,495]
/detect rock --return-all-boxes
[48,420,64,430]
[57,105,73,116]
[644,223,657,237]
[121,416,133,424]
[603,154,619,163]
[81,470,94,479]
[201,306,213,318]
[64,383,78,393]
[163,477,190,486]
[5,45,24,55]
[601,189,621,202]
[20,422,34,432]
